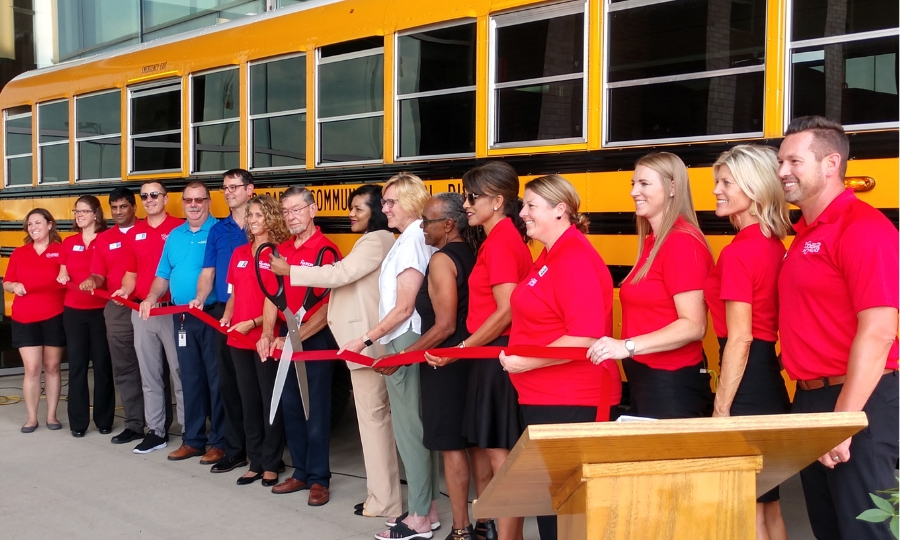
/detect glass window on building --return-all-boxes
[129,80,182,174]
[191,67,239,173]
[317,37,384,165]
[142,0,264,40]
[0,1,37,89]
[75,90,121,181]
[4,106,32,186]
[249,54,306,169]
[605,0,766,143]
[788,0,898,128]
[396,22,476,160]
[491,2,587,147]
[57,0,140,61]
[38,100,69,183]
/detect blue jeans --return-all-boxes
[174,312,225,450]
[281,326,336,486]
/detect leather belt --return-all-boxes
[134,298,174,309]
[798,369,896,391]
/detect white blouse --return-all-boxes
[378,220,436,344]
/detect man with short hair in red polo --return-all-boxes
[777,115,898,540]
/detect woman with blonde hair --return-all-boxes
[340,173,440,540]
[703,145,791,540]
[588,152,714,419]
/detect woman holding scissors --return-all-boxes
[220,194,288,487]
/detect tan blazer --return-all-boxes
[289,229,395,369]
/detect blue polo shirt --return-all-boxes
[157,215,218,306]
[203,213,248,302]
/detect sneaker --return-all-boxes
[133,431,168,454]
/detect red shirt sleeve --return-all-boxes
[554,250,606,338]
[717,246,753,304]
[661,229,713,295]
[840,220,900,313]
[485,240,525,286]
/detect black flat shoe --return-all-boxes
[71,430,86,438]
[98,427,112,435]
[236,472,262,486]
[261,475,278,487]
[211,456,249,473]
[111,428,144,444]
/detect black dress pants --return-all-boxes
[64,307,115,432]
[230,347,285,473]
[210,302,246,460]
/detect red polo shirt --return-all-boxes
[509,226,621,407]
[91,223,140,296]
[226,243,281,349]
[6,242,65,323]
[277,227,341,323]
[466,218,532,335]
[61,233,108,310]
[704,223,783,341]
[779,189,899,380]
[124,215,184,301]
[620,218,714,370]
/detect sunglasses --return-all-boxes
[183,197,209,204]
[463,192,483,206]
[140,191,163,200]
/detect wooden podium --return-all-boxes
[472,413,867,540]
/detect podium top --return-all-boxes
[473,412,867,518]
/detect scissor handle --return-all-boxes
[300,246,339,311]
[255,242,287,312]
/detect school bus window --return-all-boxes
[75,91,122,182]
[191,68,240,173]
[605,0,766,143]
[38,100,70,184]
[249,54,306,170]
[491,1,587,147]
[788,0,899,129]
[4,107,33,187]
[396,22,476,160]
[129,80,182,174]
[317,37,384,165]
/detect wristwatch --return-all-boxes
[624,339,636,358]
[363,335,374,348]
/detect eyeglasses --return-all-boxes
[381,198,399,209]
[182,197,209,204]
[420,218,448,228]
[463,192,483,206]
[72,209,94,215]
[221,184,246,193]
[139,191,163,200]
[282,203,312,218]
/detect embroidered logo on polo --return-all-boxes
[298,259,314,268]
[259,262,271,270]
[46,252,60,258]
[136,233,147,240]
[161,233,170,241]
[801,241,822,255]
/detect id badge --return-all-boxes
[178,330,187,347]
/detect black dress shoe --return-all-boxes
[262,475,279,487]
[111,428,144,444]
[210,456,249,473]
[71,430,86,438]
[98,427,112,435]
[236,472,262,486]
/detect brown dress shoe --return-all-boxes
[271,477,309,495]
[199,447,226,465]
[308,483,330,506]
[167,444,205,461]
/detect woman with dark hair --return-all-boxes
[3,209,66,433]
[270,184,402,518]
[221,195,289,487]
[57,196,115,437]
[426,161,532,540]
[404,192,478,539]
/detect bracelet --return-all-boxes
[458,340,466,348]
[251,319,257,329]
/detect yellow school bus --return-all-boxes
[1,0,897,387]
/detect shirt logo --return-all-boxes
[135,233,147,241]
[527,278,538,287]
[109,242,121,250]
[73,245,85,252]
[259,262,271,270]
[237,260,249,268]
[161,233,169,241]
[299,259,314,268]
[538,265,548,277]
[801,241,821,255]
[46,252,60,258]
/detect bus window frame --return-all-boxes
[37,98,71,185]
[127,78,184,176]
[3,107,34,188]
[189,65,241,176]
[315,42,386,167]
[488,0,589,150]
[394,19,478,162]
[247,52,308,172]
[74,89,123,183]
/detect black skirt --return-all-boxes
[420,358,473,451]
[622,357,712,419]
[462,335,523,450]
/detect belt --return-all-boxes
[798,369,896,391]
[134,298,174,309]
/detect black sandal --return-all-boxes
[445,524,473,540]
[472,520,497,540]
[378,522,433,540]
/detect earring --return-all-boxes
[493,207,498,211]
[556,215,562,220]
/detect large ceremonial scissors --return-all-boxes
[255,243,336,424]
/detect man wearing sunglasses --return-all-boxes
[139,182,226,465]
[80,186,147,446]
[189,168,255,474]
[113,181,186,454]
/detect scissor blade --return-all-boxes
[269,343,292,425]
